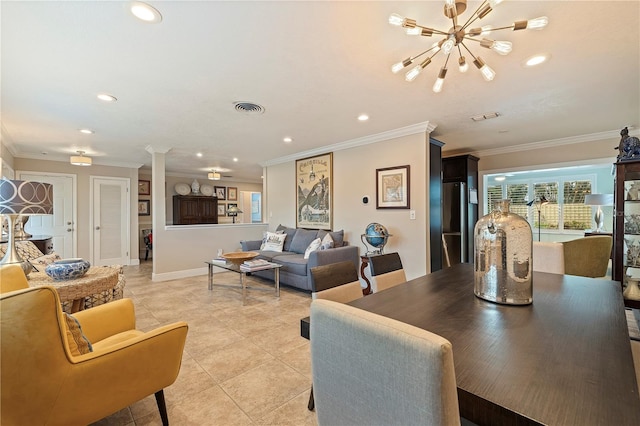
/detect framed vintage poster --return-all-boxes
[138,200,150,216]
[214,186,226,200]
[376,165,410,209]
[227,187,238,201]
[296,152,332,230]
[138,180,150,195]
[217,203,226,216]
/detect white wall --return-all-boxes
[264,132,431,280]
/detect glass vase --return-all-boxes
[474,199,533,305]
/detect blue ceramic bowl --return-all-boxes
[45,258,91,281]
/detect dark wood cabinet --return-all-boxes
[429,138,444,271]
[173,195,218,225]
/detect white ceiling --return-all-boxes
[2,1,639,182]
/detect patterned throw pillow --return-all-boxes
[261,232,287,252]
[63,313,93,356]
[29,252,62,272]
[320,233,334,250]
[304,238,322,259]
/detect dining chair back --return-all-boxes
[310,299,460,426]
[311,260,363,303]
[563,235,612,278]
[368,252,407,292]
[532,242,565,274]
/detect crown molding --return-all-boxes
[448,128,640,158]
[262,121,436,167]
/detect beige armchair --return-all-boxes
[533,236,612,278]
[1,285,188,425]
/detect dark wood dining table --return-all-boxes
[347,263,640,425]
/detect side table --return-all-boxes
[360,255,373,295]
[28,266,120,313]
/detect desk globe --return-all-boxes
[361,223,392,255]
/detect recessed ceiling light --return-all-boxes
[97,93,117,102]
[79,129,94,134]
[495,176,506,181]
[130,1,162,23]
[283,137,293,143]
[196,152,203,157]
[524,54,550,67]
[358,114,369,121]
[233,158,238,162]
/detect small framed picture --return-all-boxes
[217,203,226,216]
[138,200,150,216]
[227,187,238,201]
[214,186,226,200]
[138,180,150,195]
[376,165,410,209]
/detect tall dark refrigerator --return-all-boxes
[442,182,467,265]
[441,154,479,268]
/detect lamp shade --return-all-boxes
[0,179,54,215]
[227,206,243,214]
[208,171,221,180]
[584,194,614,206]
[70,151,92,166]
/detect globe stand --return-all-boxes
[361,234,388,255]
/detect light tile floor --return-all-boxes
[92,262,317,426]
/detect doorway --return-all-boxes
[91,177,130,266]
[16,171,76,258]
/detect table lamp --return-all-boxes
[0,179,54,276]
[226,205,243,223]
[584,193,613,233]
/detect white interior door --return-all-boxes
[17,172,76,258]
[91,177,130,266]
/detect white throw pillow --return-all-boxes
[304,238,322,259]
[261,232,287,252]
[320,233,334,250]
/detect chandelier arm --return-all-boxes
[459,0,490,31]
[415,25,449,36]
[483,24,517,32]
[409,45,442,62]
[460,41,480,61]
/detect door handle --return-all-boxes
[95,226,100,230]
[67,221,72,225]
[67,228,73,232]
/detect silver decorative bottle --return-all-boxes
[474,199,533,305]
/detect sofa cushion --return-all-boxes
[304,238,322,259]
[272,253,309,276]
[317,229,344,247]
[255,251,296,262]
[290,229,319,254]
[276,224,298,252]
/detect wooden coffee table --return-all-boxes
[28,266,120,313]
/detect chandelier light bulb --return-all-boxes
[433,67,448,93]
[458,56,469,72]
[405,65,422,82]
[406,26,421,35]
[489,0,505,8]
[474,57,496,81]
[442,38,455,55]
[389,13,404,26]
[491,40,513,55]
[527,16,549,30]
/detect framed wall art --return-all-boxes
[138,200,150,216]
[296,152,332,230]
[217,203,226,216]
[376,165,410,209]
[138,180,150,195]
[214,186,226,200]
[227,187,238,201]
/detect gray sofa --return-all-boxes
[240,225,359,291]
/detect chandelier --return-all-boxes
[389,0,548,92]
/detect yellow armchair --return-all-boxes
[1,285,188,425]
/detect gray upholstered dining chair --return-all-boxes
[305,260,364,411]
[311,260,363,303]
[310,299,461,426]
[368,252,407,292]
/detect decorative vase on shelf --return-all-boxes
[624,277,640,301]
[474,199,533,305]
[191,179,200,195]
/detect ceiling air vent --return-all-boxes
[234,102,265,114]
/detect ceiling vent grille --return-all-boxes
[234,102,265,114]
